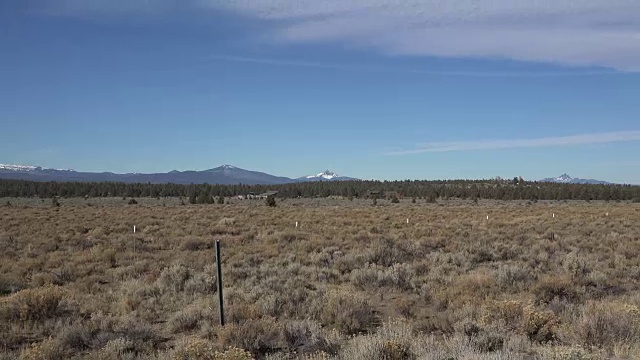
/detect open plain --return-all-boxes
[1,198,640,359]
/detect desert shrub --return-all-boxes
[472,333,505,353]
[180,238,209,251]
[563,253,591,278]
[350,263,415,291]
[0,275,26,295]
[218,217,236,226]
[216,317,285,357]
[445,272,498,307]
[169,305,207,333]
[537,345,595,360]
[495,265,532,291]
[364,238,416,267]
[0,285,66,321]
[86,317,158,355]
[391,196,400,204]
[522,305,559,343]
[380,340,413,359]
[96,338,136,360]
[55,322,93,352]
[172,337,253,360]
[533,275,580,304]
[338,320,419,360]
[225,303,263,324]
[481,300,525,331]
[119,279,161,313]
[316,290,377,335]
[281,320,341,355]
[569,301,640,348]
[413,311,453,334]
[470,246,495,264]
[18,337,63,360]
[156,264,192,293]
[128,199,138,205]
[184,268,215,296]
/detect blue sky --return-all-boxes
[2,1,640,183]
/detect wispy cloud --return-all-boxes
[208,0,640,71]
[210,54,622,77]
[29,1,640,70]
[387,131,640,155]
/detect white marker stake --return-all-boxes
[406,218,409,224]
[133,225,136,233]
[553,213,555,218]
[486,215,489,220]
[295,221,298,228]
[606,212,609,217]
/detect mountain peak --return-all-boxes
[556,174,573,183]
[307,170,339,180]
[541,174,611,185]
[206,164,239,172]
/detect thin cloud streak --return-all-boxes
[28,1,640,70]
[211,1,640,71]
[209,55,622,78]
[387,131,640,155]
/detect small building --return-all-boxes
[258,191,279,199]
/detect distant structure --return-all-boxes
[257,191,278,199]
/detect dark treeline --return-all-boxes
[1,178,639,202]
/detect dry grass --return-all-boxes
[1,198,639,359]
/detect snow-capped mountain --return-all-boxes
[298,170,359,182]
[551,174,573,183]
[0,164,39,172]
[0,164,76,173]
[306,170,340,180]
[540,174,612,185]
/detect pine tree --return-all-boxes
[266,195,276,207]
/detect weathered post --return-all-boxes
[215,240,225,326]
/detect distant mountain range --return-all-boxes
[0,164,618,185]
[539,173,612,185]
[0,164,359,185]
